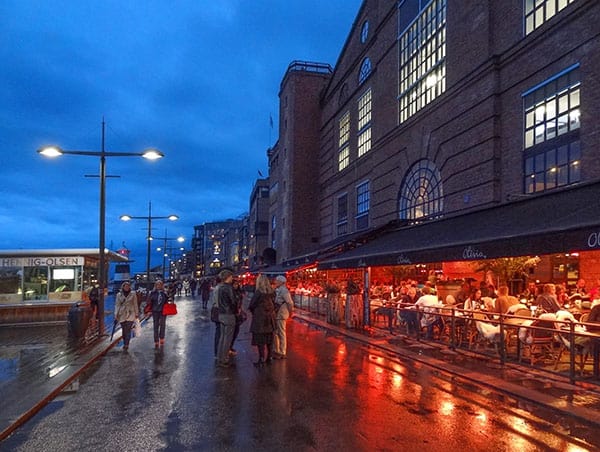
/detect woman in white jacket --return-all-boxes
[115,281,139,351]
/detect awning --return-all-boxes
[318,181,600,270]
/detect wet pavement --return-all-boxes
[0,294,600,444]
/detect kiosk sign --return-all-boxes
[0,256,84,267]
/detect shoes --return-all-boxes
[154,342,159,349]
[159,339,165,347]
[273,353,287,359]
[216,361,230,368]
[254,359,265,367]
[228,349,238,356]
[123,345,129,351]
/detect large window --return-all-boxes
[399,159,443,221]
[525,0,577,35]
[356,181,370,231]
[523,65,581,193]
[357,89,372,157]
[399,0,446,124]
[338,112,350,171]
[337,193,348,236]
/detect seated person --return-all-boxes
[494,285,519,315]
[398,286,419,335]
[586,300,600,332]
[536,283,561,313]
[415,287,444,339]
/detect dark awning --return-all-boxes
[318,181,600,270]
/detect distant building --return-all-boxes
[248,178,270,269]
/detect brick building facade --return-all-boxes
[267,0,600,280]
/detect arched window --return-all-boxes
[359,57,371,85]
[398,160,443,221]
[360,20,369,43]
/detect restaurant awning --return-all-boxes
[318,181,600,270]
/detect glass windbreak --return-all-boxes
[0,267,22,302]
[23,266,48,300]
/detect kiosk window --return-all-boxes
[23,266,48,300]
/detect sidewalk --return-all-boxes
[2,305,600,442]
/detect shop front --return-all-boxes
[0,249,128,305]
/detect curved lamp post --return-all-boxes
[37,120,164,334]
[120,201,178,285]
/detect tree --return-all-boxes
[472,256,540,287]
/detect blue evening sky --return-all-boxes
[0,1,362,273]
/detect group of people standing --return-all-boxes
[211,270,294,367]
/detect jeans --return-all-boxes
[217,314,235,364]
[152,312,166,343]
[120,321,133,347]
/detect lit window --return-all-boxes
[525,0,577,35]
[399,160,443,221]
[357,89,372,157]
[338,112,350,171]
[523,65,581,193]
[356,181,370,230]
[399,0,446,123]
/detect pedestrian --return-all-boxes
[200,278,211,309]
[183,279,190,296]
[147,280,170,349]
[229,278,246,355]
[209,277,222,358]
[273,275,294,359]
[114,281,139,351]
[248,274,276,366]
[88,284,99,319]
[216,269,237,367]
[190,278,197,298]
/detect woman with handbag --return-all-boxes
[115,281,139,351]
[248,274,276,366]
[147,280,170,349]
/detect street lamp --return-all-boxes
[155,229,185,280]
[120,201,178,285]
[37,120,164,334]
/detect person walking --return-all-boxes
[200,278,211,309]
[147,280,170,349]
[216,269,237,367]
[209,277,222,359]
[273,275,294,359]
[114,281,138,351]
[248,274,276,366]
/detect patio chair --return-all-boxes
[518,313,557,365]
[553,311,591,374]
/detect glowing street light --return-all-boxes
[37,120,164,334]
[120,201,179,284]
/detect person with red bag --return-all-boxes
[146,280,170,349]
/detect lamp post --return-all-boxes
[37,120,164,334]
[155,229,185,280]
[120,201,178,285]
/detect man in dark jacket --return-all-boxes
[216,269,237,367]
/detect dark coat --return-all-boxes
[249,291,276,334]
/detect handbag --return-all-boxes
[162,302,177,316]
[210,306,220,322]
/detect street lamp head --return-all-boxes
[37,146,64,157]
[120,215,132,221]
[168,215,179,221]
[177,236,185,243]
[142,148,164,160]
